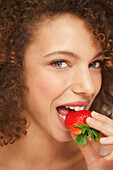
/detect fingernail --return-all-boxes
[100,137,107,143]
[87,117,95,122]
[92,111,99,117]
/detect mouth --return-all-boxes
[57,105,86,121]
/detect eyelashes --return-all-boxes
[89,60,104,69]
[51,60,68,68]
[50,59,104,69]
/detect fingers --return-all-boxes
[72,112,113,164]
[78,139,102,166]
[91,111,113,126]
[104,151,113,161]
[71,133,101,166]
[100,136,113,145]
[86,111,113,161]
[86,111,113,136]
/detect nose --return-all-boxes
[71,67,95,97]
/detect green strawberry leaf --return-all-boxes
[81,126,87,134]
[74,123,100,146]
[87,128,99,142]
[93,135,98,142]
[74,134,83,146]
[74,124,83,129]
[82,123,89,128]
[82,133,88,146]
[74,134,84,146]
[74,133,88,146]
[92,129,100,138]
[87,128,94,139]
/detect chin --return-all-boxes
[51,131,73,143]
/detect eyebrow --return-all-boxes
[93,51,103,59]
[43,51,77,58]
[43,50,103,59]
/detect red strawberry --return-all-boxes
[65,110,91,135]
[65,110,100,146]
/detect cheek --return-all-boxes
[36,79,54,97]
[35,74,66,99]
[94,73,102,96]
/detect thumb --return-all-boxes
[71,134,101,166]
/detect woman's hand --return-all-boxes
[72,111,113,170]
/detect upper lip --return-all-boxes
[57,101,89,107]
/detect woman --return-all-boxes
[0,0,113,169]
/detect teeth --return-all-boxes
[74,106,85,111]
[74,106,80,111]
[59,114,66,120]
[65,106,85,111]
[69,106,75,110]
[58,106,85,120]
[79,106,85,110]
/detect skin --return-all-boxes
[24,14,102,143]
[0,14,113,170]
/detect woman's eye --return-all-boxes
[51,60,68,68]
[89,60,103,69]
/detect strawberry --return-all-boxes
[65,110,100,146]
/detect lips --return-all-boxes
[57,101,89,116]
[56,100,89,124]
[59,101,89,107]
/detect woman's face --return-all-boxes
[24,14,103,142]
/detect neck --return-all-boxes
[0,116,79,168]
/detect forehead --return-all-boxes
[24,14,102,64]
[34,14,100,43]
[31,14,101,53]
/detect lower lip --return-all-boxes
[56,110,68,128]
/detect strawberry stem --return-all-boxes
[74,124,100,146]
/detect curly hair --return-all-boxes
[0,0,113,146]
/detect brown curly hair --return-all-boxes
[0,0,113,146]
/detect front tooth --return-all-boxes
[65,106,85,111]
[79,106,85,110]
[74,106,81,111]
[69,106,75,110]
